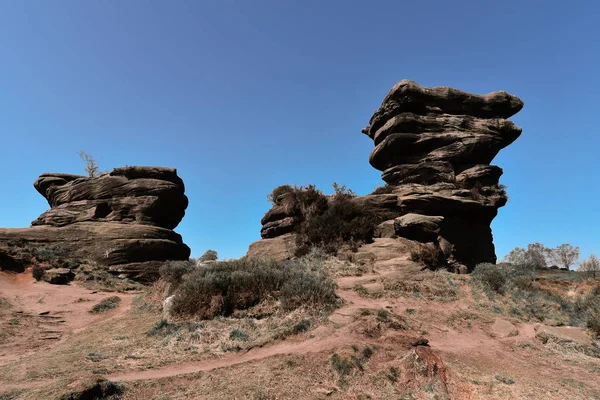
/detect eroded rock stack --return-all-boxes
[249,80,523,271]
[362,80,523,269]
[0,166,190,281]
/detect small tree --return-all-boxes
[547,244,580,270]
[77,150,101,177]
[579,254,600,278]
[332,182,356,198]
[198,249,218,263]
[503,243,548,270]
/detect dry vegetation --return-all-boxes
[268,184,396,256]
[1,247,600,400]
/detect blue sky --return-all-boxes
[0,1,598,262]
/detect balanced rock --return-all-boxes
[249,80,522,271]
[0,166,190,282]
[362,80,523,269]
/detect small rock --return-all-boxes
[162,295,176,322]
[491,318,519,338]
[410,337,429,347]
[38,311,50,316]
[374,220,397,238]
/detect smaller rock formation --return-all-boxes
[41,268,74,285]
[0,166,190,282]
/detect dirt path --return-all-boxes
[108,267,407,383]
[0,271,136,364]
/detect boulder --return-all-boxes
[374,220,396,238]
[41,268,74,285]
[491,318,519,338]
[534,325,593,347]
[246,233,297,262]
[393,214,444,242]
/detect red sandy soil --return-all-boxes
[1,259,600,399]
[0,270,135,364]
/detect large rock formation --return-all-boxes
[0,166,190,281]
[363,80,522,269]
[248,80,523,271]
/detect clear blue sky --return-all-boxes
[0,1,598,262]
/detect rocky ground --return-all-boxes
[1,240,599,400]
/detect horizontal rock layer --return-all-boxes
[1,166,190,282]
[252,80,523,271]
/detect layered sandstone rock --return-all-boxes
[248,80,523,271]
[0,166,190,281]
[363,80,523,269]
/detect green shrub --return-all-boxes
[159,260,196,287]
[471,263,507,294]
[32,245,67,262]
[90,296,121,313]
[198,250,218,262]
[370,183,395,195]
[266,183,393,256]
[170,257,338,319]
[59,378,125,400]
[291,318,311,334]
[267,184,296,205]
[330,353,354,378]
[229,328,249,341]
[32,265,47,281]
[495,375,515,385]
[295,192,389,256]
[146,320,204,337]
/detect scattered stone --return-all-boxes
[491,318,519,338]
[534,325,593,347]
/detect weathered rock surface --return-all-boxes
[41,268,74,285]
[534,324,593,347]
[491,318,519,338]
[249,80,522,271]
[0,166,190,282]
[245,233,297,262]
[360,80,522,269]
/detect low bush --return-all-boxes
[59,378,125,400]
[90,296,121,313]
[370,183,395,195]
[32,265,47,281]
[267,183,395,256]
[382,271,461,302]
[198,250,218,263]
[170,257,339,319]
[471,263,507,294]
[159,260,196,288]
[32,245,67,262]
[472,263,600,330]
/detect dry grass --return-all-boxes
[381,270,464,302]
